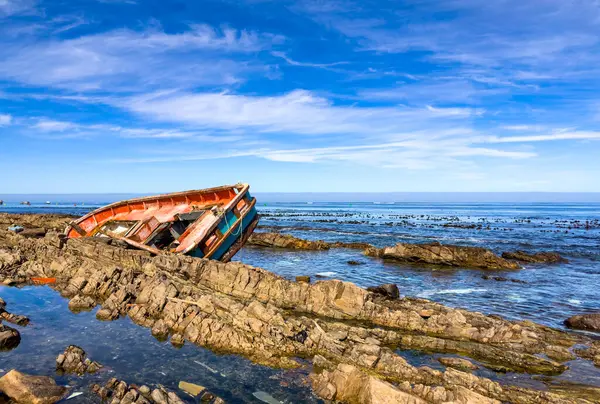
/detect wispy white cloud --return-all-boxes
[0,24,283,91]
[0,114,12,126]
[0,0,37,17]
[271,51,348,69]
[485,131,600,143]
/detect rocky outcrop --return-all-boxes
[90,377,224,404]
[565,314,600,332]
[366,242,521,270]
[0,214,598,403]
[56,345,103,375]
[366,284,400,299]
[502,250,568,264]
[0,324,20,351]
[0,303,29,326]
[0,370,67,404]
[438,357,479,371]
[247,232,330,250]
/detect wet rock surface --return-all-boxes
[502,250,568,264]
[438,357,479,371]
[0,370,67,404]
[56,345,103,375]
[366,242,521,270]
[565,313,600,332]
[0,214,599,403]
[366,283,400,299]
[0,323,20,351]
[248,232,330,250]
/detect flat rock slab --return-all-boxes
[565,314,600,332]
[0,370,67,404]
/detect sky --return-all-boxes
[1,0,600,194]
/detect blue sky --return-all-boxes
[1,0,600,193]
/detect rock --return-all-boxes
[68,295,96,312]
[481,275,526,284]
[56,345,103,375]
[248,232,330,250]
[502,250,568,264]
[366,284,400,299]
[347,260,364,265]
[151,389,168,404]
[311,363,428,404]
[565,313,600,332]
[438,357,479,371]
[0,324,20,351]
[295,275,310,283]
[372,242,521,270]
[19,228,47,238]
[170,334,185,347]
[178,381,205,396]
[0,297,5,308]
[0,370,67,404]
[138,385,150,397]
[151,319,169,339]
[0,309,29,326]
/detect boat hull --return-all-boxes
[64,184,258,261]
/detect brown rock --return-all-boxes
[0,324,20,351]
[565,313,600,332]
[502,250,568,264]
[56,345,103,375]
[68,295,96,312]
[19,228,47,238]
[367,284,400,299]
[295,275,310,283]
[0,370,67,404]
[438,357,479,371]
[377,242,521,270]
[248,232,330,250]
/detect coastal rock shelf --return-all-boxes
[248,231,567,270]
[1,215,599,403]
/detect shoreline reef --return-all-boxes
[0,214,599,404]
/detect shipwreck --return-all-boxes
[64,183,258,261]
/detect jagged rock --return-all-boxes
[0,370,67,404]
[296,275,311,283]
[0,297,4,308]
[68,295,96,312]
[481,275,526,284]
[311,363,429,403]
[0,324,20,351]
[366,284,400,299]
[56,345,103,375]
[565,314,600,332]
[367,242,521,270]
[248,232,330,250]
[438,357,479,371]
[347,260,365,266]
[0,308,29,326]
[170,333,185,347]
[502,250,568,264]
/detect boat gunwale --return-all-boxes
[64,183,248,238]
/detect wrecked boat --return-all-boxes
[64,183,258,262]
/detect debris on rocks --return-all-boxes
[502,250,568,264]
[0,369,67,404]
[56,345,103,375]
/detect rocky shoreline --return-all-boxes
[248,231,567,270]
[0,214,599,403]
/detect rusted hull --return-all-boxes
[64,184,258,261]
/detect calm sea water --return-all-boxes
[1,200,600,400]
